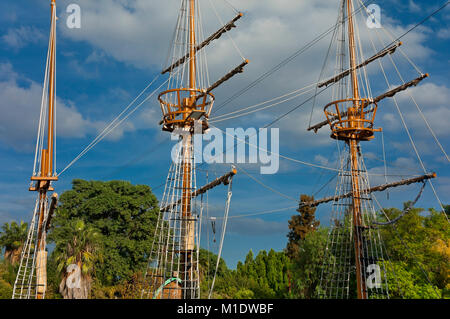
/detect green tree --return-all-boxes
[50,219,101,299]
[0,221,28,265]
[286,195,320,258]
[198,248,231,298]
[383,261,442,299]
[289,228,328,298]
[231,249,290,298]
[379,204,449,298]
[50,179,159,287]
[0,260,15,298]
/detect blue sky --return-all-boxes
[0,0,449,269]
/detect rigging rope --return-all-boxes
[208,0,246,61]
[358,0,450,162]
[210,84,317,123]
[308,0,343,128]
[369,26,449,223]
[209,125,424,177]
[381,130,389,200]
[33,9,54,177]
[210,205,299,220]
[220,0,239,14]
[208,175,233,299]
[60,1,246,177]
[58,74,165,176]
[235,164,299,202]
[212,1,368,116]
[210,124,340,172]
[373,182,426,226]
[381,0,450,50]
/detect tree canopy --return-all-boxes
[286,194,320,258]
[49,179,159,288]
[0,221,28,265]
[379,205,449,298]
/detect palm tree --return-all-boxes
[0,221,28,265]
[49,219,102,299]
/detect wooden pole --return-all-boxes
[180,0,197,299]
[300,173,436,208]
[47,0,56,176]
[189,0,197,97]
[36,0,57,299]
[347,0,367,299]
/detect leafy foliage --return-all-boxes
[49,179,159,287]
[380,205,449,298]
[210,249,291,299]
[49,219,102,298]
[0,260,15,298]
[288,228,328,298]
[286,195,320,258]
[0,221,28,264]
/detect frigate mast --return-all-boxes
[12,0,59,299]
[306,0,435,299]
[142,0,246,299]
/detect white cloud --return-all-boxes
[366,155,425,186]
[408,0,421,13]
[437,28,450,39]
[54,1,435,142]
[383,82,450,138]
[0,62,129,151]
[85,50,108,64]
[5,0,436,171]
[2,26,45,50]
[58,0,179,70]
[67,59,99,79]
[314,154,329,166]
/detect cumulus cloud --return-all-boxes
[436,28,450,39]
[383,82,450,137]
[0,62,131,151]
[53,0,435,152]
[2,26,45,50]
[408,0,421,13]
[58,0,178,70]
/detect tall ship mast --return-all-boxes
[142,0,247,299]
[306,0,436,299]
[12,0,59,299]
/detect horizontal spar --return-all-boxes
[162,13,243,75]
[300,172,436,208]
[373,73,428,103]
[307,74,429,133]
[192,167,237,197]
[206,60,249,93]
[317,42,402,88]
[160,168,237,212]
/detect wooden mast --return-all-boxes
[182,0,196,219]
[152,0,245,299]
[180,0,196,299]
[308,0,433,300]
[47,0,56,177]
[346,0,367,300]
[35,0,58,299]
[189,0,197,97]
